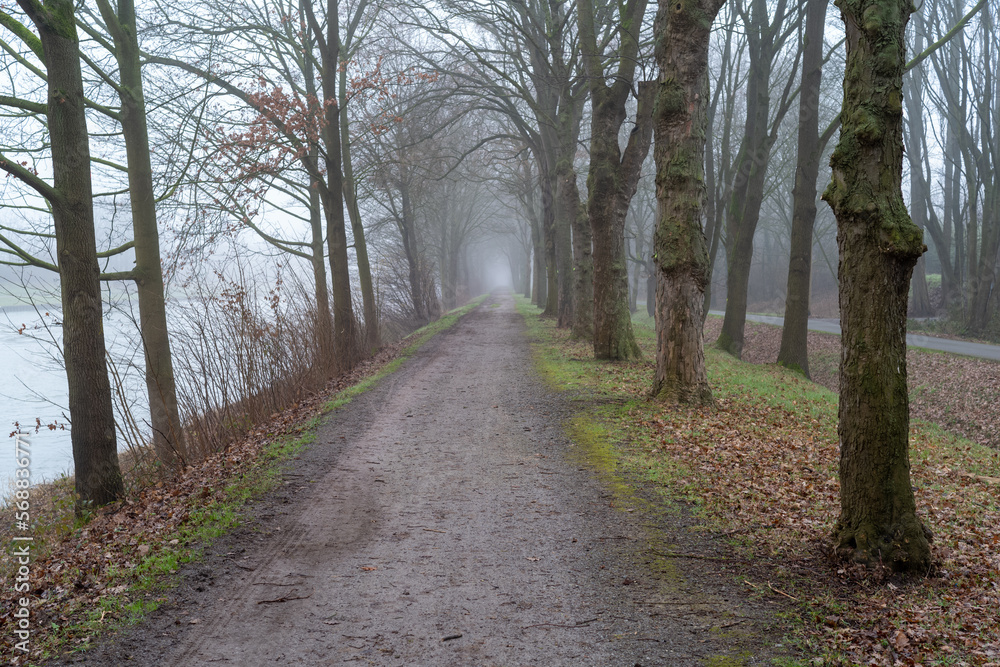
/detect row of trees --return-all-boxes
[412,0,989,571]
[1,0,509,505]
[2,0,991,571]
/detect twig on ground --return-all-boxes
[522,618,598,629]
[256,592,312,604]
[767,581,799,601]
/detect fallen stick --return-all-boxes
[522,618,598,629]
[257,593,312,604]
[252,581,305,587]
[767,581,799,601]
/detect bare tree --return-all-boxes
[1,0,124,506]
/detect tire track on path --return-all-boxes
[67,293,781,666]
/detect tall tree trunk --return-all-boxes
[822,0,931,571]
[528,175,547,306]
[537,148,559,318]
[646,261,656,318]
[306,0,358,371]
[19,0,124,506]
[300,54,335,368]
[717,56,771,358]
[905,22,933,317]
[524,244,533,298]
[340,67,379,352]
[307,157,334,364]
[629,232,641,314]
[777,0,828,377]
[578,0,651,359]
[571,200,594,340]
[95,0,186,467]
[398,178,427,324]
[716,0,797,358]
[554,139,577,328]
[650,0,723,405]
[586,88,653,359]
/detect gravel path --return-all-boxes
[65,294,780,666]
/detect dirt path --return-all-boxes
[67,294,781,666]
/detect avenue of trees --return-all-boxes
[2,0,996,570]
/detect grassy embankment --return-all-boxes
[0,295,486,665]
[516,297,1000,667]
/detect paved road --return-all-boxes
[709,311,1000,362]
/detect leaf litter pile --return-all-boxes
[0,339,408,664]
[532,311,1000,666]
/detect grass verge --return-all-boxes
[515,296,1000,667]
[0,296,485,666]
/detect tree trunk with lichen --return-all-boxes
[571,201,594,340]
[822,0,932,572]
[554,133,578,329]
[577,0,651,359]
[649,0,722,405]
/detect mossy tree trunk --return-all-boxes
[577,0,652,360]
[822,0,932,572]
[649,0,723,405]
[646,263,655,318]
[94,0,186,468]
[777,0,828,378]
[520,159,547,307]
[554,128,578,329]
[540,154,559,318]
[15,0,124,506]
[571,200,594,340]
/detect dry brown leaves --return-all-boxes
[710,318,1000,450]
[655,318,1000,665]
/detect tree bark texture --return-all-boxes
[716,53,772,359]
[304,147,335,366]
[318,0,358,372]
[571,200,594,340]
[586,89,653,360]
[19,0,124,505]
[96,0,186,467]
[777,0,828,378]
[577,0,651,359]
[540,161,559,317]
[904,24,932,317]
[554,136,578,329]
[650,0,722,405]
[822,0,932,571]
[716,0,795,358]
[340,67,380,352]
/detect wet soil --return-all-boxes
[58,294,788,666]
